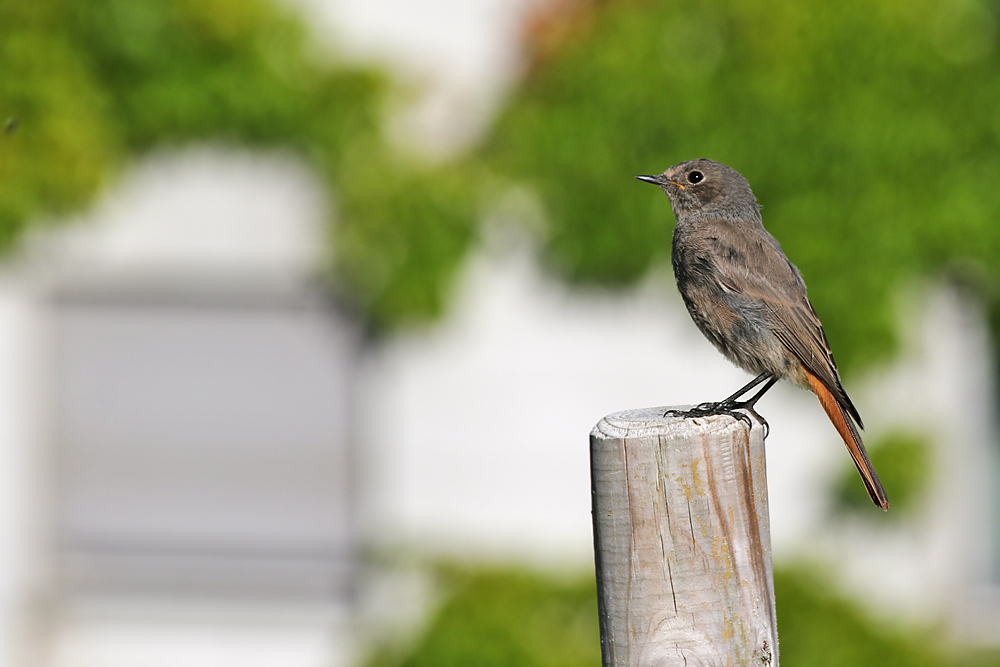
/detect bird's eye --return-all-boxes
[687,170,704,184]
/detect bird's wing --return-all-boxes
[704,221,885,509]
[709,222,863,427]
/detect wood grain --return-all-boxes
[590,408,777,666]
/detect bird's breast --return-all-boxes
[671,231,796,378]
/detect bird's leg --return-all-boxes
[665,373,776,434]
[699,372,771,407]
[729,376,777,436]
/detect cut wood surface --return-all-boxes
[590,407,777,666]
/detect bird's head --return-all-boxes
[637,158,759,221]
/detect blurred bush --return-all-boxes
[365,564,997,667]
[7,0,1000,364]
[775,567,941,667]
[0,2,119,248]
[367,566,600,667]
[0,0,478,328]
[483,0,1000,374]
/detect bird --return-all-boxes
[638,158,888,510]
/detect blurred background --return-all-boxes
[4,0,1000,664]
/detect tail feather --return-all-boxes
[805,371,889,511]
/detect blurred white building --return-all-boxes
[1,150,363,667]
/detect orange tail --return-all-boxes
[806,371,889,511]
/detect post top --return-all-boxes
[591,406,755,441]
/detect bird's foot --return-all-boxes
[664,399,769,437]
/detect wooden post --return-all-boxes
[590,407,777,666]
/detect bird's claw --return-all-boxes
[664,400,769,437]
[741,405,770,437]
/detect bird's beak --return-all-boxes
[636,174,683,189]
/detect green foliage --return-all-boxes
[0,0,477,328]
[367,564,1000,667]
[835,431,932,515]
[0,3,120,247]
[59,0,388,152]
[9,0,1000,353]
[333,145,479,327]
[774,567,937,666]
[483,0,1000,374]
[366,567,600,667]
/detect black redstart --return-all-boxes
[638,159,888,510]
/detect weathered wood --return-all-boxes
[590,407,777,666]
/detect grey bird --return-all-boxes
[638,158,888,510]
